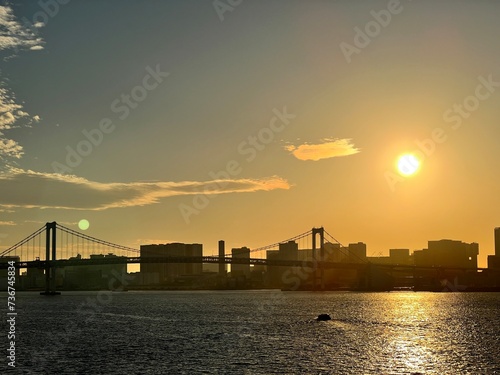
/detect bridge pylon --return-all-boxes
[312,227,325,290]
[40,222,60,296]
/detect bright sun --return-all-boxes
[397,154,421,176]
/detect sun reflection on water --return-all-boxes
[380,293,448,374]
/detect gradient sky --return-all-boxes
[0,0,499,267]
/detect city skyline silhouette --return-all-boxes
[0,1,499,374]
[0,1,499,272]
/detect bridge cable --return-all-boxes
[324,229,369,264]
[56,223,140,254]
[0,225,46,257]
[245,229,312,255]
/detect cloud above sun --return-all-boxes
[285,138,360,161]
[0,168,291,211]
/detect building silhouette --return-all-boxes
[218,240,226,275]
[25,265,45,289]
[265,241,369,289]
[496,227,500,256]
[231,247,250,278]
[140,243,202,284]
[414,240,478,269]
[323,243,357,288]
[369,249,412,265]
[63,253,127,290]
[265,241,299,288]
[63,254,100,289]
[324,242,344,263]
[347,242,367,263]
[389,249,411,264]
[266,249,281,287]
[487,227,500,270]
[279,241,299,261]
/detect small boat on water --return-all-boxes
[316,314,331,321]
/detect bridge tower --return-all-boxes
[41,222,60,295]
[312,227,325,290]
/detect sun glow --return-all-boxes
[397,154,421,176]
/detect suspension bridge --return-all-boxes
[0,222,490,294]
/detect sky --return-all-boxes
[0,0,499,267]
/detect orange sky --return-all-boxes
[1,1,499,268]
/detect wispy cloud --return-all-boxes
[285,138,360,161]
[0,85,40,160]
[0,168,291,210]
[0,220,15,226]
[0,5,43,161]
[0,138,23,158]
[23,220,77,226]
[0,5,44,52]
[0,86,30,126]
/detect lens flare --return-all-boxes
[78,219,90,231]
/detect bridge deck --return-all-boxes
[0,256,491,273]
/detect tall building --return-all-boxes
[25,267,46,289]
[273,241,300,288]
[488,228,500,270]
[495,227,500,256]
[389,249,411,264]
[488,255,500,269]
[266,250,281,287]
[231,247,251,277]
[414,240,478,269]
[348,242,367,263]
[63,253,128,290]
[218,240,226,275]
[140,243,202,284]
[279,241,298,261]
[324,243,345,263]
[90,253,127,287]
